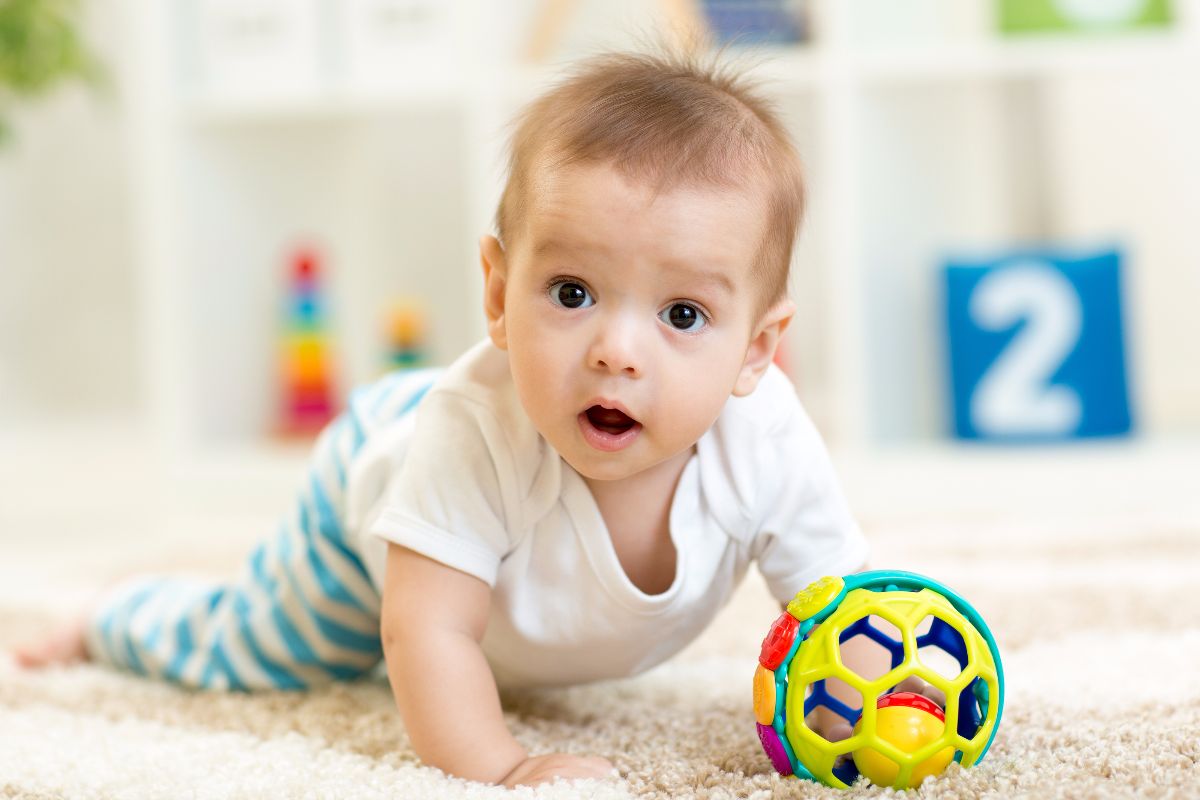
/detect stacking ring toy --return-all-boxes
[753,571,1004,789]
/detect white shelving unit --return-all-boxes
[121,0,1200,487]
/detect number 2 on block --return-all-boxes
[968,261,1083,437]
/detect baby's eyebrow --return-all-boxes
[532,236,734,296]
[664,262,734,296]
[532,237,585,260]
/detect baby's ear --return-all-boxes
[479,235,509,350]
[732,298,795,397]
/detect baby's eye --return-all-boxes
[660,302,707,333]
[548,280,594,310]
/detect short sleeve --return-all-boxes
[752,403,870,604]
[368,390,519,586]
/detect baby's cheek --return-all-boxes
[659,388,723,443]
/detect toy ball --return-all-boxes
[752,571,1004,790]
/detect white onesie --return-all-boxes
[347,339,869,690]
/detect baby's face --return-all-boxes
[486,160,783,483]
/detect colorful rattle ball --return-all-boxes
[752,571,1004,790]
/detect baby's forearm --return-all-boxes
[383,621,526,783]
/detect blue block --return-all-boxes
[701,1,805,44]
[290,294,321,325]
[944,248,1132,441]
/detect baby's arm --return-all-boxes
[380,543,614,787]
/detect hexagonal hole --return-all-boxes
[974,675,991,719]
[871,614,903,641]
[959,676,992,743]
[838,615,905,683]
[801,676,862,746]
[916,614,966,682]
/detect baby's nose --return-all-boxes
[588,324,642,377]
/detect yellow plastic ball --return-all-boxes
[853,692,955,788]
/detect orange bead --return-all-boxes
[753,665,777,725]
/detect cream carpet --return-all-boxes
[1,433,1198,798]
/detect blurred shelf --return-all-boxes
[740,46,828,91]
[179,32,1200,125]
[161,439,316,518]
[837,434,1200,522]
[854,32,1199,86]
[474,46,829,109]
[186,86,468,126]
[177,438,314,480]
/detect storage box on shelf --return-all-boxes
[182,0,471,113]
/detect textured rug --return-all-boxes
[1,439,1198,798]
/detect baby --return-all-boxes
[15,49,873,787]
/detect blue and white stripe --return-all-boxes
[88,368,441,690]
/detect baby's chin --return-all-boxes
[565,457,644,483]
[562,441,699,485]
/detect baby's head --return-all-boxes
[479,49,804,483]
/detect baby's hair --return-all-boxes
[494,45,805,315]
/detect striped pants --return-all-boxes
[85,369,440,691]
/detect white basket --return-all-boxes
[189,0,331,102]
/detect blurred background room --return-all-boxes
[1,0,1198,599]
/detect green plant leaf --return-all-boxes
[0,0,102,98]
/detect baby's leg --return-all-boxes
[58,372,435,690]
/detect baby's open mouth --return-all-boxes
[585,405,637,435]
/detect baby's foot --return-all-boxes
[12,616,89,669]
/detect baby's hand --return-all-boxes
[500,753,616,788]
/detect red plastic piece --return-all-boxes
[759,612,800,670]
[877,691,946,722]
[293,250,317,279]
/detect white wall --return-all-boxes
[0,2,137,423]
[1045,70,1200,437]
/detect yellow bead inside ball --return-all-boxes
[852,692,955,788]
